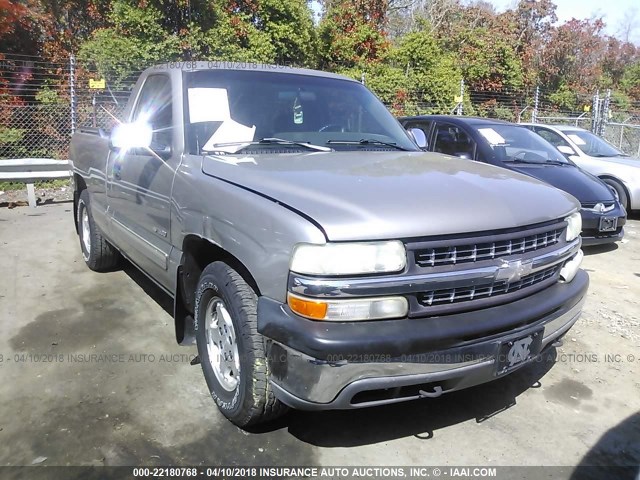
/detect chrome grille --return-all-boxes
[417,265,560,307]
[414,229,563,267]
[581,201,614,209]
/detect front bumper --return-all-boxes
[258,270,589,410]
[580,205,626,246]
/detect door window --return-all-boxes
[403,121,432,148]
[433,124,475,159]
[536,128,571,149]
[132,75,173,148]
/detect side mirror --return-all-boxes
[110,122,153,151]
[557,145,575,155]
[109,122,172,159]
[408,128,428,149]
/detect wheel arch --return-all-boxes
[598,174,631,209]
[73,173,88,233]
[173,234,261,345]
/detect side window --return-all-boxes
[132,75,173,147]
[433,123,475,159]
[536,128,570,148]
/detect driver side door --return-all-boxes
[106,74,176,289]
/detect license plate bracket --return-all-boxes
[496,329,544,376]
[599,216,618,232]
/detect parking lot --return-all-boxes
[0,201,638,473]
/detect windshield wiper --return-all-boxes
[326,139,411,151]
[204,137,333,153]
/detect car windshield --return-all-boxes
[184,70,418,154]
[558,129,626,157]
[476,124,569,164]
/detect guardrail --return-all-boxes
[0,158,72,208]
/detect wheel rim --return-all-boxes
[205,297,240,392]
[81,203,91,259]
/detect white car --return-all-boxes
[522,124,640,212]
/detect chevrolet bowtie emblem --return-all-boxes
[495,259,534,283]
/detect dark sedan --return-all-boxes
[400,115,626,245]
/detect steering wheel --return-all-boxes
[318,124,345,133]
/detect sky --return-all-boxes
[487,0,640,44]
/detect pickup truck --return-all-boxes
[70,63,589,428]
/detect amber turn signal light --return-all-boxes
[287,293,328,320]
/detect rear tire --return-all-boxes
[194,261,287,427]
[601,178,630,212]
[77,189,120,271]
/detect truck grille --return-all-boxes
[414,228,563,267]
[417,265,561,307]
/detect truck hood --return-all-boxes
[202,152,579,241]
[507,163,614,204]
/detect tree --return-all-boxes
[318,0,391,69]
[78,0,317,85]
[540,18,607,93]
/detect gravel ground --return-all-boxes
[0,198,638,478]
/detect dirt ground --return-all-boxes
[0,200,638,477]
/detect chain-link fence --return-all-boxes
[2,52,640,159]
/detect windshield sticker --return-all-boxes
[567,134,587,145]
[188,88,230,123]
[478,128,507,145]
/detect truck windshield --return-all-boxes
[477,124,570,165]
[184,69,418,154]
[558,129,627,158]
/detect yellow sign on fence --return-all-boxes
[89,78,106,89]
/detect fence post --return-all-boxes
[70,54,77,135]
[456,79,464,116]
[361,72,366,85]
[532,85,539,123]
[599,89,611,136]
[591,90,599,133]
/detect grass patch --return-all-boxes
[0,178,72,191]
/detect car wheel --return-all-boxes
[77,190,120,271]
[601,178,629,212]
[194,261,287,427]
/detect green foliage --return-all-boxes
[35,86,62,105]
[79,0,182,86]
[621,62,640,98]
[78,0,316,84]
[0,127,28,158]
[547,86,580,111]
[0,127,25,144]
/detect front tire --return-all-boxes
[194,261,287,427]
[602,178,630,212]
[77,189,120,271]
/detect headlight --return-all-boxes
[608,185,619,201]
[290,241,407,276]
[287,293,408,321]
[565,212,582,242]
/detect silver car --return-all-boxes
[522,124,640,212]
